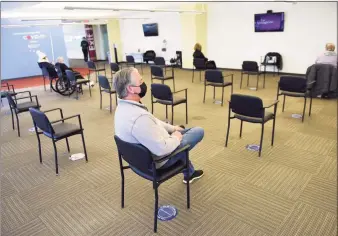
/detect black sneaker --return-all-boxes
[183,170,204,184]
[179,125,186,129]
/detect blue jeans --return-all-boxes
[160,127,204,178]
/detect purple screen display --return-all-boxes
[254,13,284,32]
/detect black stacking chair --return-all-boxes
[240,61,265,90]
[87,61,106,83]
[151,84,188,124]
[114,135,190,233]
[154,57,168,74]
[1,83,15,106]
[150,65,175,91]
[110,63,120,75]
[192,58,206,83]
[6,91,40,137]
[225,94,278,157]
[203,70,233,106]
[277,76,315,122]
[126,55,143,74]
[98,75,117,114]
[29,108,88,175]
[65,70,91,99]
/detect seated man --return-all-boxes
[113,67,204,183]
[55,57,85,80]
[316,43,337,68]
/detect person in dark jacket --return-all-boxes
[81,37,89,62]
[55,57,84,80]
[193,43,216,69]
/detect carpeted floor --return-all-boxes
[1,66,337,236]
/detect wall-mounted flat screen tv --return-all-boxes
[254,12,284,32]
[142,23,159,37]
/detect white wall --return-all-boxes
[207,2,337,74]
[63,24,85,59]
[119,13,182,62]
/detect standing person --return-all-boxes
[81,37,89,62]
[113,67,204,184]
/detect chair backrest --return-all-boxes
[279,76,307,93]
[114,135,153,173]
[151,83,173,101]
[41,67,49,77]
[87,61,96,69]
[98,75,111,90]
[6,93,17,109]
[126,55,135,63]
[242,61,259,72]
[205,70,224,83]
[150,65,164,77]
[193,58,206,70]
[154,57,165,66]
[65,70,76,82]
[110,63,120,72]
[29,108,54,135]
[230,94,264,118]
[54,64,64,79]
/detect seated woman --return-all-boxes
[316,43,337,68]
[55,57,85,80]
[193,43,216,69]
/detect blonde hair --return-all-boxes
[194,43,202,51]
[326,43,335,51]
[56,57,64,63]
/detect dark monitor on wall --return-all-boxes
[142,23,159,37]
[254,12,284,32]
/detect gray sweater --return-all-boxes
[114,99,180,167]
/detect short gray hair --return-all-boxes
[113,67,136,99]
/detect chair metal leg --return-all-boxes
[121,170,125,208]
[65,138,70,152]
[81,131,89,162]
[88,82,92,97]
[256,74,259,90]
[100,91,102,109]
[271,117,276,146]
[37,134,42,163]
[221,87,224,106]
[203,84,206,103]
[263,74,266,88]
[15,113,20,137]
[43,77,46,91]
[110,93,112,114]
[186,162,190,209]
[192,69,194,83]
[309,96,313,116]
[213,87,215,99]
[10,108,14,130]
[239,121,243,138]
[185,102,188,124]
[199,71,201,82]
[302,97,307,122]
[282,95,286,112]
[171,105,174,125]
[225,108,231,147]
[154,185,159,233]
[165,105,168,119]
[240,73,243,89]
[52,140,59,175]
[247,74,249,86]
[173,78,175,92]
[259,123,264,157]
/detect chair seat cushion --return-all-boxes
[281,91,306,97]
[16,102,40,112]
[155,97,186,105]
[44,122,82,139]
[153,75,173,80]
[131,160,186,182]
[1,91,15,98]
[206,82,232,87]
[234,112,274,123]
